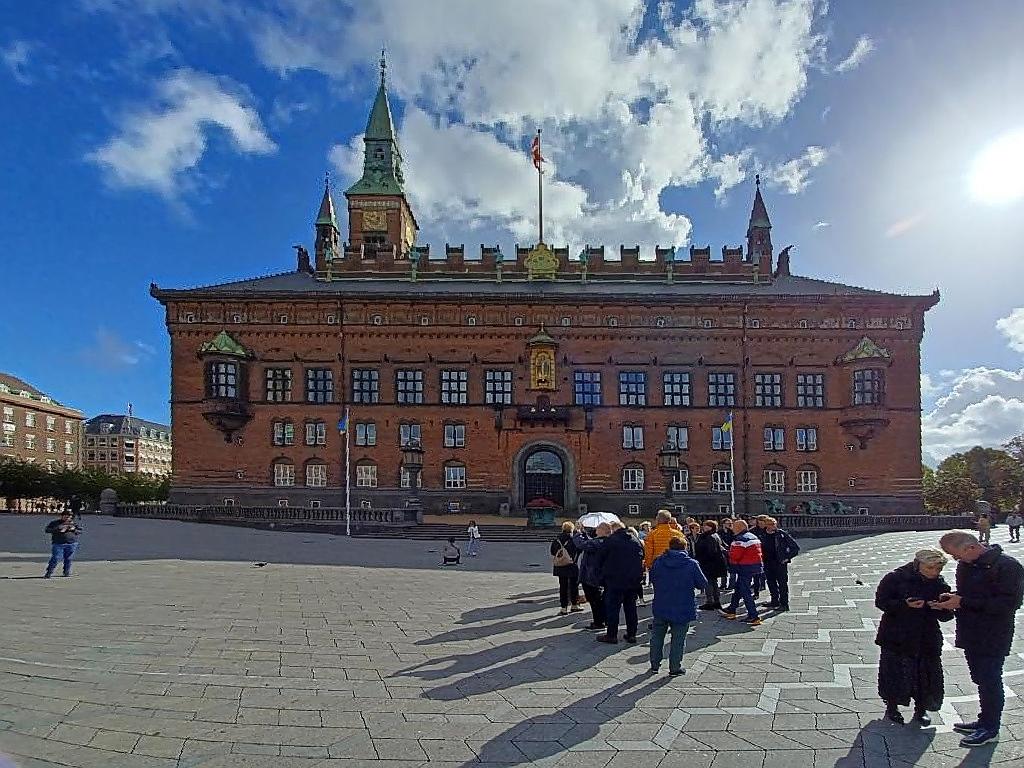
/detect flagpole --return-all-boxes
[344,406,351,537]
[537,129,543,243]
[729,414,736,516]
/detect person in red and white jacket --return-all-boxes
[722,519,765,626]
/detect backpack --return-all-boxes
[552,541,573,568]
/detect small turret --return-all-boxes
[314,172,340,272]
[746,174,773,273]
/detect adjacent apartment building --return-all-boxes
[83,414,172,477]
[0,372,85,470]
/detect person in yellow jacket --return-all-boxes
[644,509,687,570]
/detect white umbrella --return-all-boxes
[577,511,621,528]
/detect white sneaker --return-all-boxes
[558,609,568,616]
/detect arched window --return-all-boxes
[672,464,689,493]
[711,463,733,493]
[763,464,786,493]
[622,463,645,491]
[445,462,467,489]
[305,460,327,488]
[272,459,295,487]
[797,464,820,493]
[355,461,378,488]
[272,419,294,446]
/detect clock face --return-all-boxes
[363,210,387,231]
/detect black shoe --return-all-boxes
[912,708,930,726]
[884,706,904,724]
[960,728,998,747]
[698,604,717,611]
[596,635,618,644]
[776,606,789,612]
[668,668,685,676]
[761,602,779,608]
[952,720,980,734]
[587,622,606,630]
[623,635,637,644]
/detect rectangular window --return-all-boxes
[763,427,784,451]
[755,373,783,407]
[763,469,785,493]
[399,423,422,447]
[622,467,645,491]
[45,438,55,453]
[86,451,95,460]
[1,433,12,448]
[440,370,469,405]
[622,425,644,449]
[712,426,733,450]
[26,412,36,427]
[273,463,295,487]
[64,441,73,455]
[206,361,239,398]
[672,468,689,493]
[273,422,294,446]
[853,369,884,406]
[666,425,689,450]
[355,422,377,446]
[356,464,378,488]
[351,369,380,404]
[663,372,691,406]
[797,469,819,493]
[305,368,334,403]
[265,368,292,402]
[573,371,602,406]
[2,407,12,423]
[64,420,73,435]
[444,423,466,448]
[445,464,467,489]
[397,369,425,404]
[618,371,647,406]
[305,422,327,446]
[306,464,327,487]
[484,370,513,405]
[708,372,736,407]
[796,427,818,452]
[46,416,56,431]
[712,468,733,492]
[797,373,825,408]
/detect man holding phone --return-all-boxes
[44,511,82,578]
[933,531,1024,747]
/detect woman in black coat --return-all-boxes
[550,522,582,615]
[694,520,728,610]
[875,549,954,724]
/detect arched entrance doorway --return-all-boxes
[523,449,565,507]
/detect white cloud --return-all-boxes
[996,308,1024,352]
[764,145,828,194]
[835,35,874,73]
[80,328,156,369]
[87,69,276,198]
[1,40,35,85]
[812,220,830,230]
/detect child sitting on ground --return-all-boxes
[442,538,461,566]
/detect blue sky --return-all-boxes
[1,1,1023,463]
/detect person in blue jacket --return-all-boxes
[649,537,708,674]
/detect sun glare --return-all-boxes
[969,129,1024,205]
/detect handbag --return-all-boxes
[552,541,573,568]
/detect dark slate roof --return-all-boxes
[84,414,171,439]
[152,269,937,303]
[0,371,82,413]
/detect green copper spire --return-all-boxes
[346,49,405,197]
[316,172,338,228]
[748,173,772,231]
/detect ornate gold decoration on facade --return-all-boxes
[527,325,558,390]
[363,210,387,231]
[525,242,559,280]
[837,336,892,364]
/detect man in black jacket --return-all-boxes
[597,523,644,644]
[760,517,800,612]
[44,511,82,578]
[934,531,1024,747]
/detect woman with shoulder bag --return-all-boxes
[551,522,583,615]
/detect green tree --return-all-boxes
[944,447,1024,512]
[924,457,981,514]
[0,458,168,509]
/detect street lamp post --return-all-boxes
[657,442,681,502]
[401,439,425,523]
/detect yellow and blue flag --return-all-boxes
[337,408,349,433]
[721,412,733,432]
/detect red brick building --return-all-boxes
[152,76,939,518]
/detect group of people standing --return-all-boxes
[550,510,801,674]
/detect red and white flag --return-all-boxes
[530,131,545,171]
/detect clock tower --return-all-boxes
[345,51,419,256]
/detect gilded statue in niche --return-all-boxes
[530,348,556,390]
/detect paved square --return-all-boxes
[0,516,1022,767]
